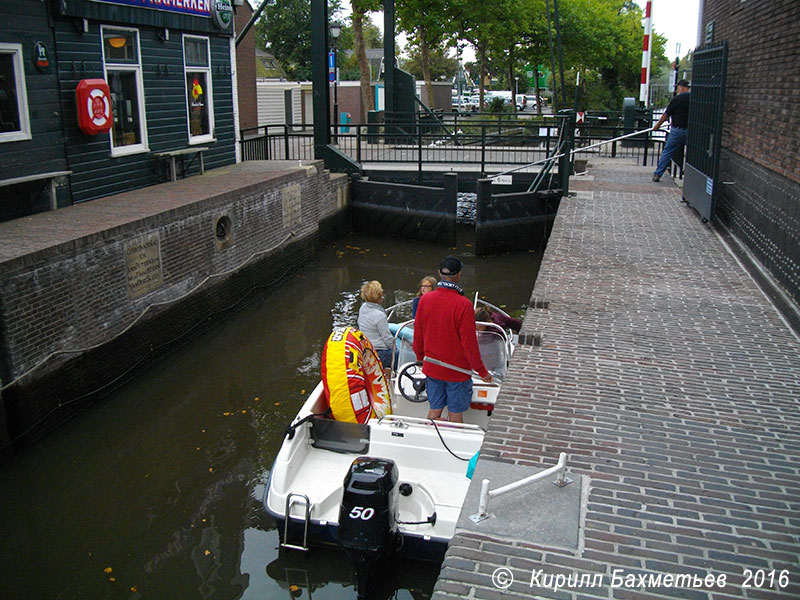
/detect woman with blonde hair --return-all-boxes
[412,275,437,318]
[357,280,395,369]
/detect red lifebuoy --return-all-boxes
[76,79,113,135]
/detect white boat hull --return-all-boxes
[263,381,491,559]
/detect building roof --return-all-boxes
[255,49,288,80]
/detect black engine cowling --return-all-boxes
[337,457,399,598]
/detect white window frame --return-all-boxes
[0,43,32,143]
[182,35,215,145]
[101,26,148,157]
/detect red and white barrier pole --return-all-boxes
[639,0,652,105]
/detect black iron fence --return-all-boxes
[240,112,664,171]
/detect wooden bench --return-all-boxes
[0,170,72,210]
[153,147,209,182]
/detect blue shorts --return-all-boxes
[376,348,393,369]
[426,377,473,414]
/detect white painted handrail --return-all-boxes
[470,452,570,523]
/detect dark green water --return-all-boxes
[0,232,541,600]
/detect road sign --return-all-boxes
[576,112,585,124]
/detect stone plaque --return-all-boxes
[125,233,163,299]
[282,184,302,228]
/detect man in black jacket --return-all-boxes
[652,79,690,182]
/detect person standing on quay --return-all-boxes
[652,79,691,182]
[412,256,492,423]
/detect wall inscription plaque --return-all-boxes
[125,233,163,299]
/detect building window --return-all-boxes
[183,36,214,144]
[0,43,31,143]
[101,27,147,155]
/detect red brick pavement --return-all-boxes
[435,159,800,599]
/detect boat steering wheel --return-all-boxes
[397,361,427,403]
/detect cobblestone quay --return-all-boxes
[436,160,800,599]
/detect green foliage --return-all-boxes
[484,97,511,113]
[254,0,312,81]
[404,47,458,82]
[254,0,346,81]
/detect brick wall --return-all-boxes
[235,2,259,131]
[0,162,348,446]
[702,0,799,182]
[702,0,800,303]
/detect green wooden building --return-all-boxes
[0,0,239,220]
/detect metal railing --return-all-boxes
[240,113,663,172]
[240,124,315,161]
[469,452,572,523]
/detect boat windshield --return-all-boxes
[476,325,508,381]
[391,321,509,382]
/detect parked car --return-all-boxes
[451,97,476,112]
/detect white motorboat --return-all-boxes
[262,299,516,595]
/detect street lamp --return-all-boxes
[330,23,341,141]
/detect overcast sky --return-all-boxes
[636,0,701,58]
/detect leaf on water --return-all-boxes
[104,567,113,574]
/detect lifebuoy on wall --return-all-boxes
[76,79,113,135]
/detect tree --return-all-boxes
[254,0,344,82]
[403,46,458,83]
[396,0,455,105]
[350,0,382,118]
[254,0,313,81]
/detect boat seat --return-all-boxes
[310,417,370,454]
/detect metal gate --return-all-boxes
[683,42,728,222]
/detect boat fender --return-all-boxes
[321,327,391,423]
[467,451,480,479]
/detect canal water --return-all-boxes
[0,231,542,600]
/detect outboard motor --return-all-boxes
[338,457,399,599]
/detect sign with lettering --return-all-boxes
[125,234,163,299]
[282,184,302,228]
[210,0,233,29]
[33,42,50,73]
[90,0,212,19]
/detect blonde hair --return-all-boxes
[416,275,437,297]
[360,280,384,303]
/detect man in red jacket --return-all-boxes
[413,256,493,422]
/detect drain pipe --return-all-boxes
[469,452,571,523]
